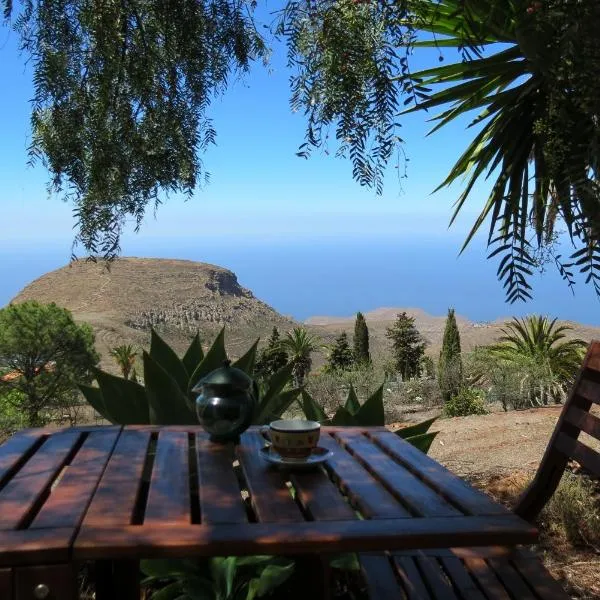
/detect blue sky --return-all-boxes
[1,11,599,324]
[0,15,482,245]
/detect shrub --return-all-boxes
[541,472,600,548]
[443,388,488,417]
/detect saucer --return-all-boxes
[259,446,332,470]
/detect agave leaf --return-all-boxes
[150,329,189,395]
[253,562,295,596]
[258,363,294,414]
[92,368,149,424]
[396,417,439,440]
[232,339,259,375]
[182,332,204,377]
[256,388,301,425]
[329,553,360,571]
[144,352,197,425]
[188,328,227,392]
[300,390,329,423]
[344,384,360,415]
[404,431,439,454]
[354,385,385,426]
[79,383,114,423]
[331,406,358,426]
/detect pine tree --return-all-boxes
[326,332,355,372]
[438,308,463,402]
[353,312,371,364]
[385,312,426,380]
[255,327,288,379]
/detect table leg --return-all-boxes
[96,559,140,600]
[0,568,12,599]
[291,555,330,600]
[14,564,77,600]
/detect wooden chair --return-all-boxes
[360,340,600,599]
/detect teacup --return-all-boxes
[262,419,320,459]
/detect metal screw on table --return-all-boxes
[33,583,50,599]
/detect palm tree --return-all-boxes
[280,327,321,387]
[407,0,600,301]
[109,344,138,380]
[490,315,587,404]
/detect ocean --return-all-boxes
[1,236,599,326]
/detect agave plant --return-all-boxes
[407,0,600,302]
[81,328,301,426]
[301,385,439,453]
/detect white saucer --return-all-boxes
[259,446,333,470]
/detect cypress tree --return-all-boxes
[438,308,463,402]
[255,327,288,379]
[385,312,426,380]
[353,312,371,364]
[326,332,355,372]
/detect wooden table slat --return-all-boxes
[0,528,74,567]
[319,434,411,519]
[440,556,487,600]
[196,435,248,524]
[336,432,462,518]
[359,554,407,600]
[144,431,190,525]
[415,555,460,599]
[0,431,82,530]
[370,431,510,516]
[487,559,537,600]
[82,429,151,526]
[464,558,512,600]
[237,431,304,523]
[30,428,121,529]
[73,515,537,560]
[393,556,433,600]
[0,430,47,488]
[291,468,356,521]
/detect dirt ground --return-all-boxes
[413,406,566,477]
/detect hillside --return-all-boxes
[11,258,295,369]
[306,307,600,362]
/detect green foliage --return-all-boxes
[141,555,295,600]
[467,316,587,409]
[542,472,600,549]
[353,312,370,365]
[326,332,354,373]
[301,384,439,453]
[109,344,138,380]
[385,312,427,380]
[3,0,267,258]
[82,329,300,426]
[443,389,487,418]
[279,327,321,387]
[420,356,435,379]
[254,328,288,381]
[406,0,600,301]
[0,389,28,435]
[0,301,99,427]
[438,308,463,403]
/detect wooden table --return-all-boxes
[0,425,537,599]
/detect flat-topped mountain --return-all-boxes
[12,258,295,367]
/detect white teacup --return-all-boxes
[262,419,321,458]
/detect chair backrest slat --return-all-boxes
[564,406,600,441]
[514,340,600,522]
[554,432,600,475]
